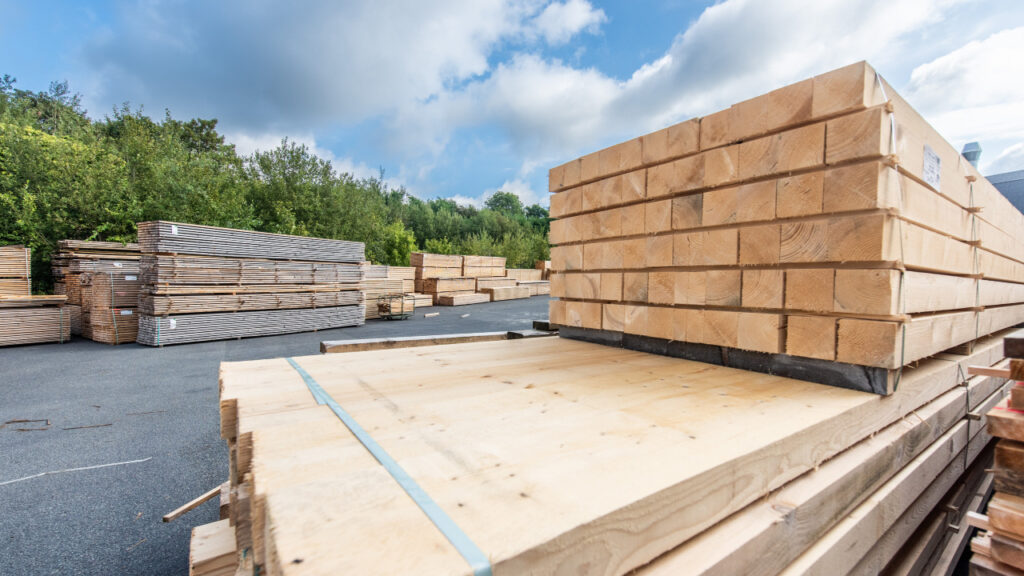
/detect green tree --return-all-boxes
[484,191,523,217]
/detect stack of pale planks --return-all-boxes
[0,245,69,346]
[0,245,31,296]
[135,221,365,345]
[80,268,142,344]
[547,60,1024,394]
[51,240,140,335]
[969,330,1024,575]
[462,255,506,278]
[411,252,550,306]
[202,326,1014,575]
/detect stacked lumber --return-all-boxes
[435,292,490,306]
[480,285,531,301]
[517,280,551,296]
[0,303,70,346]
[210,329,1012,575]
[0,245,30,296]
[80,269,142,344]
[137,221,364,262]
[135,222,365,345]
[407,293,433,308]
[462,255,506,278]
[361,278,405,319]
[548,61,1024,394]
[970,330,1024,574]
[51,240,140,306]
[411,253,463,279]
[475,276,518,290]
[535,259,552,279]
[386,265,417,294]
[417,277,478,305]
[505,268,543,282]
[0,245,70,346]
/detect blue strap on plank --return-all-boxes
[285,357,492,576]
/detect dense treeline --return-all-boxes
[0,77,550,291]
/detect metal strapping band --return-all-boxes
[285,357,492,576]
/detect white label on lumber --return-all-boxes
[170,224,179,235]
[169,319,177,329]
[114,262,123,268]
[120,309,133,316]
[923,145,941,191]
[125,275,137,281]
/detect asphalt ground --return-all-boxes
[0,296,550,575]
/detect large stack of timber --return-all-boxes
[505,268,551,296]
[202,324,1014,575]
[970,330,1024,574]
[51,240,140,335]
[135,222,365,345]
[462,255,506,278]
[80,268,142,344]
[0,245,69,346]
[547,61,1024,394]
[0,245,30,296]
[412,252,463,280]
[411,253,479,306]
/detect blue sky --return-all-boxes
[2,0,1024,208]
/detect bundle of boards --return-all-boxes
[969,330,1024,574]
[80,268,142,344]
[204,326,1014,575]
[546,61,1024,394]
[410,252,549,305]
[135,221,366,346]
[0,245,69,346]
[51,240,141,340]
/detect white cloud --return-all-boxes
[390,0,986,188]
[494,178,546,207]
[986,143,1024,174]
[448,194,484,208]
[531,0,606,45]
[903,27,1024,158]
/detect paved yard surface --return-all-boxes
[0,296,550,576]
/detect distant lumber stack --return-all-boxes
[970,330,1024,574]
[547,60,1024,394]
[80,268,142,344]
[51,240,140,336]
[135,222,365,346]
[0,245,30,296]
[0,245,68,346]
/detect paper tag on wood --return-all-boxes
[170,224,179,235]
[113,262,123,268]
[168,318,177,329]
[120,309,133,316]
[923,145,941,191]
[125,275,137,281]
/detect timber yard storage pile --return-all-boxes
[6,59,1024,576]
[180,61,1024,576]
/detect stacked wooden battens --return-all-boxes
[462,254,506,278]
[0,245,30,296]
[211,329,1012,575]
[535,259,552,279]
[969,330,1024,574]
[505,268,543,282]
[0,246,69,346]
[547,60,1024,394]
[411,252,463,279]
[480,285,531,301]
[80,268,142,344]
[135,222,365,346]
[51,240,140,335]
